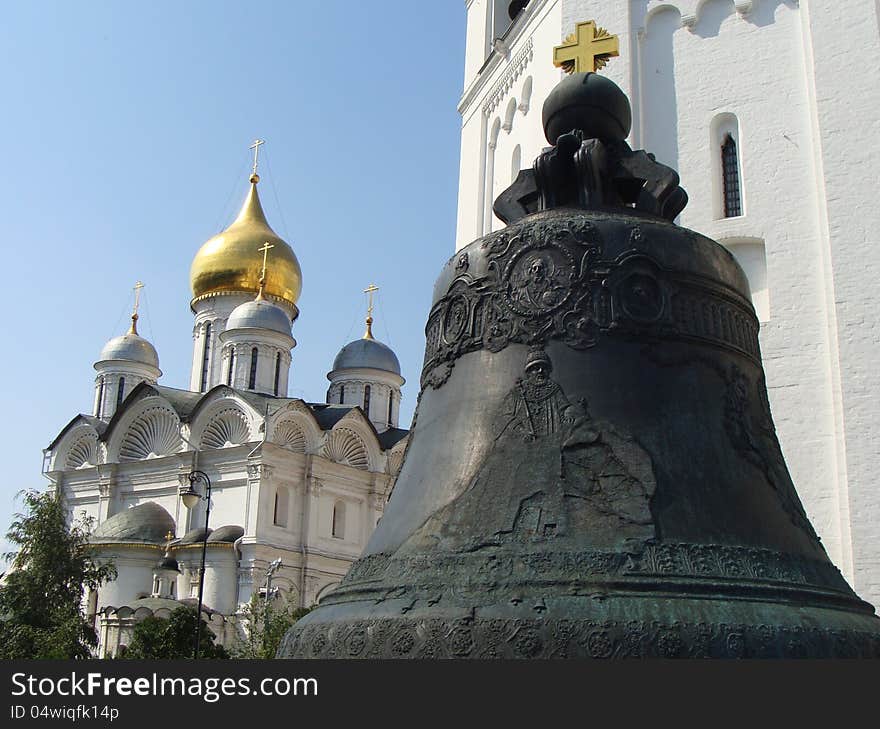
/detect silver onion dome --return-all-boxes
[98,332,160,369]
[226,298,291,336]
[332,337,401,375]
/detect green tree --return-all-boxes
[0,489,116,659]
[232,596,311,659]
[121,606,228,659]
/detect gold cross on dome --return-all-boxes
[128,281,145,335]
[363,283,379,340]
[132,281,144,316]
[258,242,274,281]
[364,283,379,318]
[553,20,619,74]
[249,138,265,177]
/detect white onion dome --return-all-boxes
[333,337,401,375]
[96,316,159,370]
[226,297,291,336]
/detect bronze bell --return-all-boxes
[279,72,880,659]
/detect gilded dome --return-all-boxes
[190,180,302,309]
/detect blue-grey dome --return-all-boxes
[226,298,291,336]
[332,337,401,375]
[91,502,174,543]
[207,525,244,543]
[98,333,159,369]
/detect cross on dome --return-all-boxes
[129,280,144,335]
[249,138,265,183]
[553,20,619,74]
[256,241,274,300]
[363,283,379,340]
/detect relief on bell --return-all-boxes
[406,347,655,552]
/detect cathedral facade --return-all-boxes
[43,172,408,657]
[457,1,880,606]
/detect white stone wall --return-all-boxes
[220,332,294,396]
[49,386,397,656]
[456,0,880,605]
[92,361,160,421]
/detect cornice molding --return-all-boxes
[459,0,548,116]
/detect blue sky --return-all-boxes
[0,1,466,553]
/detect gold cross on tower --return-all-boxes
[363,283,379,340]
[249,138,265,182]
[553,20,619,74]
[129,280,144,335]
[256,242,274,299]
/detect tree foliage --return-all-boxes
[120,606,228,659]
[0,489,116,659]
[232,596,311,659]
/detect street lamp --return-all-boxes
[264,557,282,607]
[180,469,211,659]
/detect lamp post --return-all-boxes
[180,469,211,660]
[264,558,282,607]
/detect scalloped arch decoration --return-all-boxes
[67,433,98,469]
[273,419,307,453]
[323,428,369,470]
[119,407,181,462]
[201,407,251,449]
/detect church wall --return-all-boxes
[457,0,563,246]
[454,0,880,605]
[798,0,880,604]
[93,549,159,611]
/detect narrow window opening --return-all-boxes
[200,323,212,392]
[332,502,346,539]
[722,134,742,218]
[273,488,289,527]
[96,377,104,418]
[387,391,394,426]
[226,349,235,386]
[363,385,371,416]
[339,384,345,404]
[116,377,126,410]
[273,352,281,396]
[248,347,258,390]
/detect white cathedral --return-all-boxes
[457,0,880,607]
[43,169,409,657]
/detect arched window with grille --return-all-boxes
[331,501,346,539]
[363,384,371,417]
[248,347,258,390]
[721,134,742,217]
[273,352,281,396]
[339,384,345,404]
[710,113,745,219]
[116,377,126,410]
[199,323,212,392]
[226,349,235,386]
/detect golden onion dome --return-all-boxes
[190,176,302,310]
